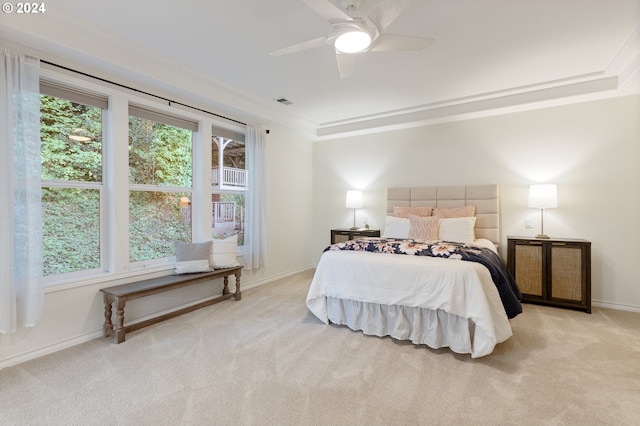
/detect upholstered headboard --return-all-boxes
[387,185,500,246]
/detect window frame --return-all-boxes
[211,130,247,249]
[40,81,108,284]
[128,104,198,269]
[38,68,247,290]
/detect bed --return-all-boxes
[306,185,522,358]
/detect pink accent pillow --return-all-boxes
[393,205,433,218]
[408,215,440,241]
[433,205,475,218]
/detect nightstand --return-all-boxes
[507,236,591,313]
[330,228,381,244]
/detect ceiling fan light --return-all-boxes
[335,30,371,53]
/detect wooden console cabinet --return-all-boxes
[507,236,591,313]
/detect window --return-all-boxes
[212,128,246,245]
[128,106,197,264]
[40,82,107,277]
[37,72,252,286]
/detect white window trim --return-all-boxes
[40,67,246,290]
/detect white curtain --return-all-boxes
[244,125,268,269]
[0,48,43,333]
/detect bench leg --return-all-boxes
[222,275,230,296]
[114,297,127,344]
[234,270,242,301]
[103,294,114,338]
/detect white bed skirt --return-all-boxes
[307,250,512,358]
[326,297,499,358]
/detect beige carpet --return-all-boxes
[1,269,639,426]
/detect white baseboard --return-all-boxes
[0,265,315,370]
[0,330,104,370]
[592,300,640,313]
[241,265,315,291]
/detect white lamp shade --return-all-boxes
[528,184,557,209]
[345,190,363,209]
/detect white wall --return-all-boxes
[312,95,640,311]
[0,122,315,368]
[243,123,315,283]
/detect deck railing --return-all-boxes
[212,201,236,224]
[212,167,247,189]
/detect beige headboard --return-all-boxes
[387,185,500,246]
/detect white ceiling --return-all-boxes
[1,0,639,137]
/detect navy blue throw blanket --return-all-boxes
[326,238,522,319]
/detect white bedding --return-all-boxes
[306,245,513,358]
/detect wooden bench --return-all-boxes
[100,266,242,343]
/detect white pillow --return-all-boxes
[210,235,241,269]
[438,217,477,243]
[382,215,410,239]
[175,241,212,274]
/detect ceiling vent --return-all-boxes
[275,97,293,105]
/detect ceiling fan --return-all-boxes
[269,0,434,78]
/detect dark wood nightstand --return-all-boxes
[507,236,591,313]
[331,228,381,244]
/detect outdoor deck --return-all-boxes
[212,166,247,190]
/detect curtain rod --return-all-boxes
[41,60,247,126]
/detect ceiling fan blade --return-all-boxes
[269,36,328,56]
[336,51,357,79]
[367,0,411,31]
[303,0,353,23]
[369,33,434,52]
